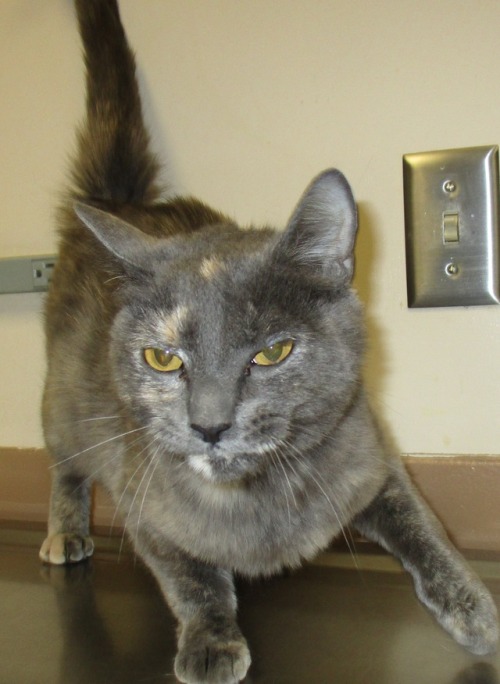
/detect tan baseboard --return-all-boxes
[0,448,51,525]
[404,455,500,553]
[1,447,499,552]
[0,447,115,532]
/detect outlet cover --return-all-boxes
[0,255,56,294]
[403,145,500,307]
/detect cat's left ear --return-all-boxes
[74,201,159,270]
[275,169,358,285]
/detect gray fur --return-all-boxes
[40,1,498,682]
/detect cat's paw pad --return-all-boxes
[436,580,499,655]
[175,627,251,684]
[39,533,94,565]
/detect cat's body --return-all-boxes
[40,1,498,682]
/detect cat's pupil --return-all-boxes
[156,349,172,365]
[263,343,285,363]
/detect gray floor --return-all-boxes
[1,528,500,684]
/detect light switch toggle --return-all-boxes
[443,212,459,243]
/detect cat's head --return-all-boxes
[75,170,364,483]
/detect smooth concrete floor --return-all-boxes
[1,528,500,684]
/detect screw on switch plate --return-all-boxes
[403,145,500,307]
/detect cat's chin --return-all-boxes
[188,454,218,481]
[187,452,257,485]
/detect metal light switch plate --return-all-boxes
[403,145,500,307]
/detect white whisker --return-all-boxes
[135,445,162,548]
[49,425,148,468]
[268,447,292,526]
[279,438,360,572]
[270,444,299,520]
[117,453,153,559]
[70,432,149,498]
[76,415,121,424]
[119,443,161,558]
[104,274,127,284]
[110,436,159,540]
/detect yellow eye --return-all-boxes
[252,339,294,367]
[144,348,183,372]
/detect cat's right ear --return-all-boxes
[74,202,159,270]
[274,169,358,286]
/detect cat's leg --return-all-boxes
[136,539,251,684]
[353,458,498,655]
[39,467,94,565]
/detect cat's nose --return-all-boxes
[190,422,231,445]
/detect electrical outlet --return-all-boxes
[0,255,57,294]
[403,145,500,307]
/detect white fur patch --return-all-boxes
[188,453,215,481]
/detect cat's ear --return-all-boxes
[74,202,159,269]
[275,169,358,285]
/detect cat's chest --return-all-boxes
[142,475,341,576]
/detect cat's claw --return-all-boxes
[39,533,94,565]
[175,625,251,684]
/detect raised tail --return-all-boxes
[72,0,160,205]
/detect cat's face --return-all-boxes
[108,239,362,484]
[76,170,362,483]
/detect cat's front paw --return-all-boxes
[444,581,498,656]
[39,533,94,565]
[175,623,251,684]
[421,575,499,656]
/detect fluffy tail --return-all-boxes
[72,0,160,204]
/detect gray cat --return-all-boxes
[39,1,498,682]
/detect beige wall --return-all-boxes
[0,0,499,454]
